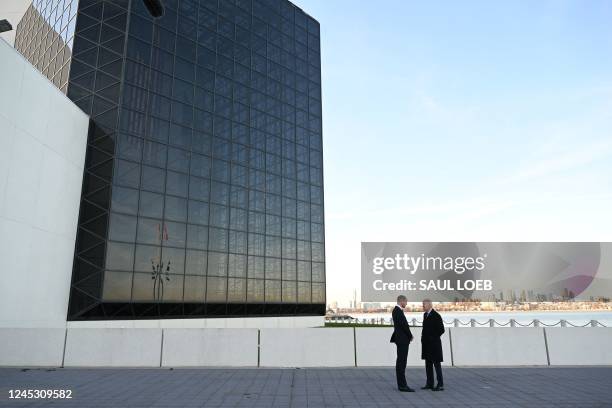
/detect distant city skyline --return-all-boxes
[293,0,612,305]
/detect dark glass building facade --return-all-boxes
[15,0,325,320]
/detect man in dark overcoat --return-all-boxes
[421,299,445,391]
[390,295,414,392]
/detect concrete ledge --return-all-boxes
[64,328,162,367]
[0,328,66,367]
[451,328,548,366]
[546,328,612,365]
[355,327,451,367]
[162,329,258,367]
[260,328,354,367]
[67,316,324,329]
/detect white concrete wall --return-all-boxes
[162,329,258,367]
[355,327,452,367]
[64,328,162,367]
[260,328,355,367]
[2,327,612,368]
[546,328,612,366]
[0,39,89,329]
[67,316,325,329]
[451,328,548,366]
[0,328,66,366]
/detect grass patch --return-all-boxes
[325,322,393,327]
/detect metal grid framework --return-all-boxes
[14,0,79,92]
[15,0,326,320]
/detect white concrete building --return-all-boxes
[0,38,89,329]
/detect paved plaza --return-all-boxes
[1,366,611,407]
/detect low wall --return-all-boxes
[546,328,612,366]
[451,328,548,366]
[162,328,258,367]
[3,326,612,368]
[63,328,162,367]
[66,316,324,329]
[355,327,452,367]
[259,328,354,367]
[0,328,66,367]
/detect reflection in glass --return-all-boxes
[111,186,138,215]
[161,247,185,274]
[207,252,228,277]
[132,272,155,301]
[134,244,161,272]
[188,200,209,225]
[161,274,184,302]
[114,160,141,188]
[141,165,165,193]
[298,281,311,303]
[164,222,186,248]
[184,275,206,302]
[228,254,247,277]
[187,224,208,250]
[106,242,134,271]
[137,218,162,245]
[247,279,264,303]
[282,280,297,303]
[165,195,187,222]
[248,256,264,279]
[227,278,246,302]
[265,280,281,302]
[139,191,164,218]
[103,271,133,301]
[206,276,227,302]
[186,249,207,275]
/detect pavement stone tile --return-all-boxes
[1,367,611,407]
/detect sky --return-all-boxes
[291,0,612,306]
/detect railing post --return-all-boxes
[510,319,516,327]
[470,319,476,327]
[454,318,459,327]
[560,319,567,327]
[533,319,540,327]
[489,319,494,327]
[412,318,417,326]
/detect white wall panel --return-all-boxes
[0,40,89,328]
[547,328,612,366]
[64,328,162,367]
[0,328,66,366]
[162,329,258,367]
[451,328,547,366]
[355,327,451,367]
[260,328,354,367]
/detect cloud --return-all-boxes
[501,139,612,184]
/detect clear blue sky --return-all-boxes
[293,0,612,306]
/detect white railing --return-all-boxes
[325,317,607,327]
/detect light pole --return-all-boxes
[151,259,170,301]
